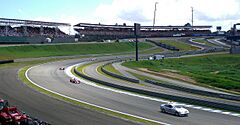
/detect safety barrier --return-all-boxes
[74,67,240,112]
[0,60,14,64]
[101,62,140,83]
[145,79,240,101]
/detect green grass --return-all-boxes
[76,62,97,74]
[123,54,240,92]
[193,39,215,46]
[159,39,199,51]
[0,55,12,60]
[139,47,165,54]
[0,58,65,69]
[126,71,164,83]
[103,63,122,75]
[0,42,153,59]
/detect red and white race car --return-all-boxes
[70,78,80,84]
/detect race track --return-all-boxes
[26,57,240,125]
[0,66,138,125]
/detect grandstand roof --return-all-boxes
[74,23,212,30]
[0,18,71,27]
[75,23,133,29]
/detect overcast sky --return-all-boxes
[1,0,240,31]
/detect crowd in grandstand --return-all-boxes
[0,25,67,37]
[74,26,211,39]
[73,23,213,41]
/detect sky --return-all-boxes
[1,0,240,33]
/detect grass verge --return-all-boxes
[0,42,153,59]
[192,39,216,47]
[139,47,165,54]
[159,39,199,51]
[126,71,163,83]
[123,54,240,94]
[103,63,122,75]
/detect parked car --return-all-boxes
[160,103,189,117]
[153,55,165,60]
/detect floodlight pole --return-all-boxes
[191,7,194,30]
[153,2,158,29]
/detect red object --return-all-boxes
[70,78,80,84]
[0,99,28,124]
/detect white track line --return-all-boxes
[25,64,170,125]
[67,62,240,118]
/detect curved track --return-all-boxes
[27,58,240,125]
[0,66,138,125]
[85,61,240,106]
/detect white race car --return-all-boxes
[70,78,80,84]
[160,103,189,117]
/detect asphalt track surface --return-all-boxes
[0,67,138,125]
[27,58,240,125]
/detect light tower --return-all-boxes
[153,2,158,29]
[191,7,194,30]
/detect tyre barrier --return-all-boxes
[101,62,140,83]
[145,79,240,101]
[74,68,240,112]
[0,60,14,64]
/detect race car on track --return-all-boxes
[160,103,189,117]
[0,99,29,125]
[1,99,50,125]
[70,78,80,84]
[59,67,65,70]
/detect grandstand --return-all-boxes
[226,23,240,42]
[0,18,71,44]
[74,23,212,41]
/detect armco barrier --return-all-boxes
[0,60,14,64]
[145,79,240,101]
[101,63,140,83]
[74,68,240,112]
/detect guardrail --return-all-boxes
[145,79,240,101]
[0,60,14,64]
[101,62,140,83]
[74,67,240,112]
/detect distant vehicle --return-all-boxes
[173,33,185,37]
[59,67,65,70]
[148,56,154,60]
[173,34,182,37]
[91,58,97,61]
[160,103,189,117]
[129,39,134,42]
[70,78,80,84]
[153,55,165,60]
